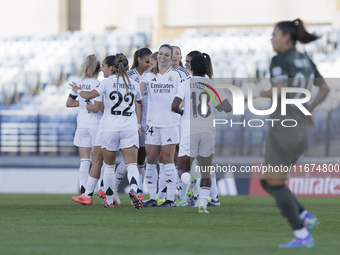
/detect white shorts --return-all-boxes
[93,127,103,147]
[145,126,179,146]
[101,130,139,151]
[139,125,147,147]
[179,132,215,157]
[73,128,97,148]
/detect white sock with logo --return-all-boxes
[85,176,98,199]
[127,163,139,193]
[79,158,91,194]
[177,177,187,200]
[113,159,126,190]
[157,163,166,199]
[165,163,177,202]
[103,164,116,205]
[210,175,218,200]
[99,162,105,190]
[145,164,157,200]
[199,187,210,208]
[138,164,145,193]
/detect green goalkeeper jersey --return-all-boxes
[269,49,325,124]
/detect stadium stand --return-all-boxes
[0,28,338,156]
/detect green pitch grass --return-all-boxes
[0,194,339,255]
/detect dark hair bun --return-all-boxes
[191,54,208,75]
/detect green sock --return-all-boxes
[266,184,304,230]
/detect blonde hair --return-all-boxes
[114,53,132,95]
[82,54,100,78]
[172,46,183,67]
[150,51,158,73]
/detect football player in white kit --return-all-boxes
[149,52,158,70]
[165,45,192,206]
[183,50,221,206]
[185,50,201,73]
[171,46,192,81]
[66,54,102,196]
[72,55,119,205]
[113,48,152,202]
[70,53,143,210]
[140,44,182,207]
[172,53,232,213]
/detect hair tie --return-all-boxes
[294,20,299,26]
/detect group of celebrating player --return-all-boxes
[67,18,330,248]
[67,43,230,212]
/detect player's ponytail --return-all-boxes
[131,50,139,69]
[131,48,152,69]
[114,53,132,95]
[191,53,213,79]
[82,54,100,78]
[203,53,213,79]
[276,18,319,45]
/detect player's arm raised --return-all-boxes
[70,81,99,100]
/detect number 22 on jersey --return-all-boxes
[109,91,135,116]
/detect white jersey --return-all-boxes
[127,68,148,126]
[176,76,227,136]
[140,68,181,127]
[176,66,192,81]
[95,75,142,132]
[94,92,105,137]
[76,78,103,129]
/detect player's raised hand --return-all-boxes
[69,82,81,93]
[215,104,224,112]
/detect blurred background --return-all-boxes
[0,0,339,195]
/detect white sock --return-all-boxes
[145,164,157,200]
[210,177,218,200]
[294,227,309,239]
[79,158,91,194]
[165,163,177,202]
[127,163,139,193]
[199,187,210,208]
[157,163,166,199]
[85,176,98,199]
[299,210,308,220]
[181,172,191,185]
[138,164,145,193]
[177,178,187,200]
[99,163,105,190]
[103,164,116,205]
[113,159,126,190]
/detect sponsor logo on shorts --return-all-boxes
[167,138,172,142]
